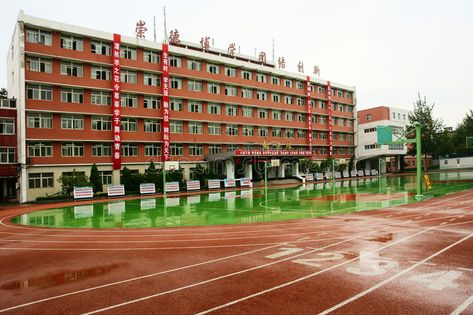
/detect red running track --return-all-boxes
[1,190,473,314]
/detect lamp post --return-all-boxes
[414,122,423,200]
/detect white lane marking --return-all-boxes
[193,226,439,315]
[318,232,473,315]
[408,261,437,266]
[0,242,280,313]
[451,294,473,315]
[457,267,473,272]
[265,248,304,259]
[297,237,310,241]
[441,222,448,226]
[449,218,456,222]
[409,270,463,291]
[81,236,363,315]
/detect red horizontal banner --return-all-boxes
[234,150,313,157]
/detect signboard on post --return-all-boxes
[208,179,221,189]
[306,174,314,182]
[140,183,156,195]
[186,180,201,191]
[73,187,93,200]
[235,150,312,157]
[224,179,236,188]
[108,185,125,197]
[165,181,180,192]
[240,178,251,187]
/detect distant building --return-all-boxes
[0,96,17,201]
[356,106,410,172]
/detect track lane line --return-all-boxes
[451,294,473,315]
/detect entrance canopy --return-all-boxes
[205,150,313,162]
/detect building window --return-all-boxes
[284,79,292,88]
[272,94,280,103]
[318,87,326,94]
[26,29,52,45]
[60,61,83,77]
[121,70,137,84]
[207,83,220,94]
[271,76,280,85]
[226,105,238,116]
[169,56,182,67]
[91,66,111,80]
[92,143,112,156]
[256,91,267,100]
[188,122,203,134]
[144,96,160,109]
[207,64,220,74]
[122,144,138,156]
[144,144,161,157]
[26,57,52,73]
[144,73,160,86]
[256,73,267,83]
[258,109,268,119]
[208,123,221,135]
[296,82,305,90]
[284,95,293,104]
[319,101,326,109]
[0,118,14,134]
[241,70,252,80]
[27,113,52,129]
[187,80,202,92]
[208,103,221,114]
[241,88,253,99]
[27,84,52,101]
[91,41,111,55]
[121,118,137,132]
[285,129,294,138]
[258,127,268,137]
[189,144,203,156]
[285,112,294,121]
[144,50,160,63]
[298,113,306,122]
[91,116,112,131]
[226,124,238,136]
[319,116,327,124]
[297,130,306,138]
[337,91,343,98]
[91,91,112,105]
[242,126,254,136]
[188,100,203,113]
[224,85,237,96]
[0,147,15,163]
[226,144,239,152]
[28,142,53,157]
[187,59,201,70]
[365,144,380,150]
[170,120,183,133]
[60,89,84,103]
[208,144,222,154]
[62,142,84,157]
[28,173,54,189]
[120,46,137,60]
[170,144,183,156]
[225,67,236,77]
[272,110,281,120]
[170,98,183,111]
[366,114,372,121]
[61,114,84,130]
[319,132,327,139]
[242,107,253,117]
[98,171,113,185]
[297,98,305,106]
[364,127,377,133]
[347,106,354,113]
[272,128,282,138]
[120,94,138,108]
[60,35,83,51]
[144,119,161,132]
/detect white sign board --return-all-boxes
[108,185,125,197]
[186,180,201,191]
[240,178,251,187]
[208,179,221,189]
[271,159,280,167]
[73,186,93,200]
[224,179,236,188]
[140,183,156,195]
[165,181,180,192]
[164,161,179,171]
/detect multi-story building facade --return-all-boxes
[356,106,410,172]
[0,97,17,201]
[7,12,356,202]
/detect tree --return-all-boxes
[89,164,102,193]
[407,93,444,170]
[453,109,473,154]
[57,170,90,197]
[0,88,7,98]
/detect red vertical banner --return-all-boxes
[327,81,333,157]
[112,34,122,170]
[306,76,312,152]
[161,43,170,161]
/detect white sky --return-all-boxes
[1,0,472,127]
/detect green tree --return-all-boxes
[453,109,473,154]
[407,93,444,170]
[89,164,102,193]
[0,88,7,97]
[57,170,90,197]
[434,129,455,158]
[145,161,158,181]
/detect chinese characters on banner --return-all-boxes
[306,76,312,151]
[161,43,171,161]
[327,81,333,156]
[112,34,121,170]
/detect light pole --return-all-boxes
[414,122,423,200]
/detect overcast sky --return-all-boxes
[1,0,472,127]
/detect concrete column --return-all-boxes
[244,163,253,179]
[225,159,235,179]
[278,164,285,178]
[381,159,387,174]
[113,169,121,185]
[291,161,299,176]
[183,166,190,181]
[366,159,371,170]
[396,156,401,172]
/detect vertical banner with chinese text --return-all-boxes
[112,34,121,170]
[306,76,313,152]
[161,43,170,161]
[327,81,333,156]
